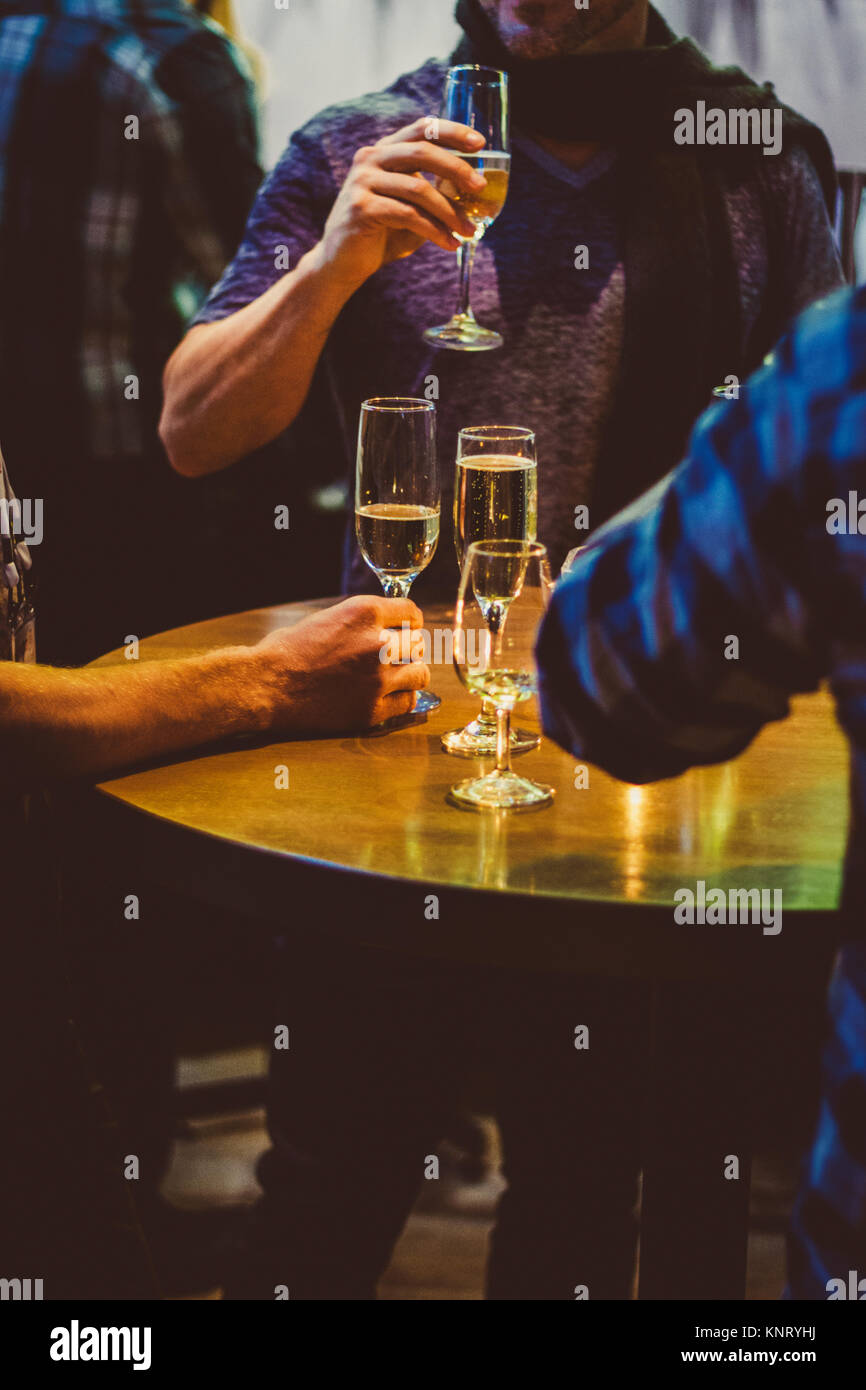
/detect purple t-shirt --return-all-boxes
[194,57,843,598]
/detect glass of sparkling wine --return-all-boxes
[423,65,509,351]
[450,540,554,811]
[355,396,441,714]
[442,425,540,757]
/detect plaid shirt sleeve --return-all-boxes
[79,20,261,458]
[149,19,262,285]
[535,287,866,785]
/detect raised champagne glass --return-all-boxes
[423,65,509,351]
[442,424,540,757]
[449,540,555,811]
[355,396,441,713]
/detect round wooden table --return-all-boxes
[83,598,847,981]
[78,598,850,1301]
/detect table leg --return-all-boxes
[638,980,754,1300]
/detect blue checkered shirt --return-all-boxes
[537,282,866,1300]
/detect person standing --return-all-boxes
[0,0,262,665]
[0,438,428,1298]
[163,0,843,592]
[535,281,866,1301]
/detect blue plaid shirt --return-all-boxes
[537,282,866,1300]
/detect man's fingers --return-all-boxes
[368,690,414,724]
[368,171,476,239]
[375,597,424,628]
[381,658,431,693]
[379,117,486,151]
[367,194,458,252]
[373,140,486,193]
[369,656,432,726]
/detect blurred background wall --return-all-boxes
[235,0,460,169]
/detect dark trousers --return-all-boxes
[226,938,650,1301]
[1,966,159,1301]
[1,796,158,1301]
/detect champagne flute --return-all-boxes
[423,65,509,351]
[449,540,555,811]
[355,396,441,713]
[442,424,540,757]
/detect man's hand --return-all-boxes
[0,598,430,785]
[160,118,487,479]
[161,118,491,477]
[317,117,486,287]
[255,595,431,733]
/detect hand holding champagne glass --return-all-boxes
[442,424,540,756]
[355,397,441,713]
[450,540,554,811]
[424,65,510,351]
[318,116,485,288]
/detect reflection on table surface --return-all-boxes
[90,600,848,911]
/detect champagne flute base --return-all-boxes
[448,769,554,811]
[440,721,540,757]
[422,316,502,352]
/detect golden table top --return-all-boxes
[83,599,849,978]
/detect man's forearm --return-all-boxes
[0,646,272,785]
[160,242,360,477]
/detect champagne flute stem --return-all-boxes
[478,697,498,728]
[381,577,412,598]
[495,705,512,775]
[455,240,478,319]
